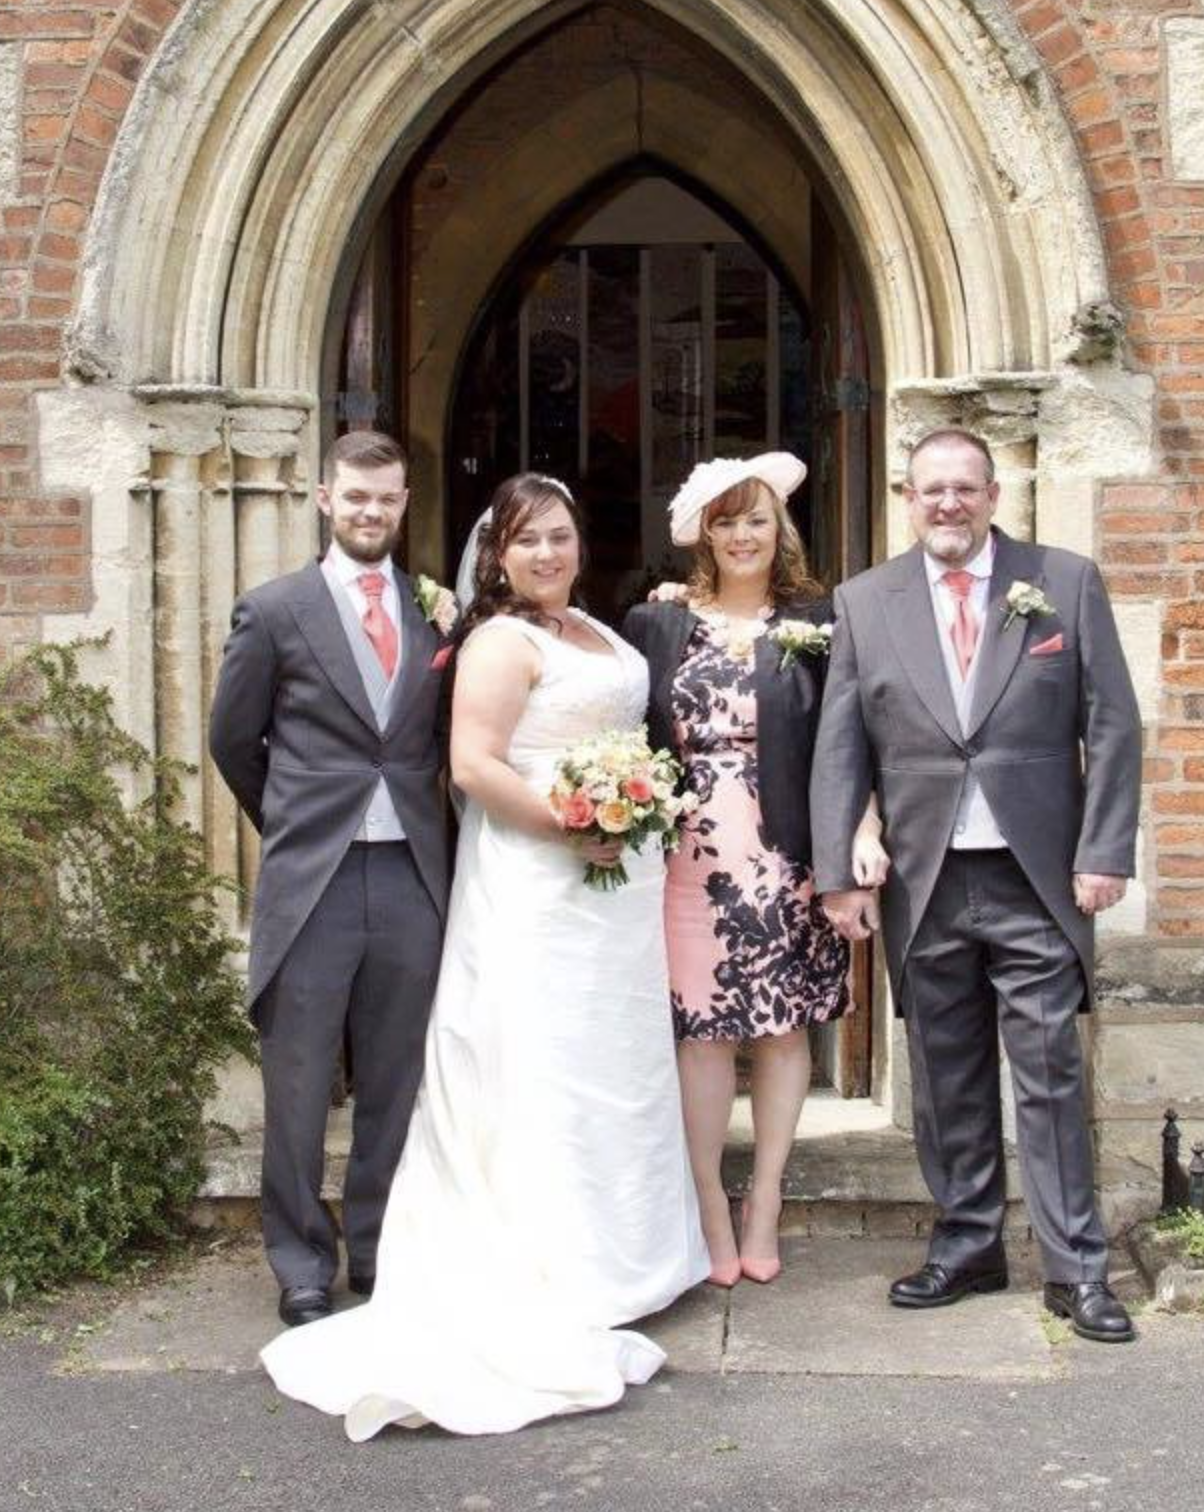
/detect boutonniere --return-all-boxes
[414,574,458,636]
[1003,580,1056,631]
[770,619,832,670]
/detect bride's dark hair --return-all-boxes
[458,473,588,639]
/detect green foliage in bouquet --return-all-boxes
[0,643,254,1302]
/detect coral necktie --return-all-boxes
[357,570,399,680]
[941,569,979,679]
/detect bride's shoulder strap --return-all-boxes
[462,614,549,656]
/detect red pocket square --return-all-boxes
[430,645,453,671]
[1030,633,1063,656]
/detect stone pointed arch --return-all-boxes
[47,0,1155,881]
[75,0,1109,392]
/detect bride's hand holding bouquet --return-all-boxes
[549,727,698,890]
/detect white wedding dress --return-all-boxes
[261,611,709,1438]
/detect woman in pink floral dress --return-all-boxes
[624,454,888,1285]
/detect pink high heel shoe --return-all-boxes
[707,1258,742,1289]
[739,1197,783,1284]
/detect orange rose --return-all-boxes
[595,800,633,834]
[623,775,654,803]
[560,792,597,830]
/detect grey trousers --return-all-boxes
[902,849,1108,1284]
[256,842,442,1291]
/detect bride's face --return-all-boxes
[502,500,580,609]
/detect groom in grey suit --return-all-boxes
[210,431,451,1326]
[811,428,1141,1343]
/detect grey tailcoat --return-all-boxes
[209,559,452,1008]
[809,528,1141,1011]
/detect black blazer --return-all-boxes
[622,595,833,869]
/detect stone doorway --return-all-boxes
[333,70,878,1094]
[60,0,1137,1194]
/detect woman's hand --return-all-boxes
[647,581,690,605]
[852,830,890,888]
[573,835,625,868]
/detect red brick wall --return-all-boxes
[0,0,1202,928]
[1009,0,1204,932]
[0,0,183,650]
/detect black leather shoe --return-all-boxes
[347,1271,375,1298]
[278,1286,332,1327]
[1044,1281,1135,1343]
[889,1260,1009,1309]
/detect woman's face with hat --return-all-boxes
[703,481,779,588]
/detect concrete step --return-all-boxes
[196,1091,1031,1239]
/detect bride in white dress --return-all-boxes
[261,473,709,1438]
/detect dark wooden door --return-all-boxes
[811,199,874,1098]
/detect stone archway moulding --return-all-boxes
[39,0,1158,927]
[72,0,1114,393]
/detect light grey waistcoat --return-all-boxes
[328,574,406,842]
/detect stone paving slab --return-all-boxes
[723,1237,1054,1381]
[67,1234,1126,1388]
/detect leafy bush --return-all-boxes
[0,643,254,1301]
[1157,1206,1204,1264]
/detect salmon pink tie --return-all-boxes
[942,569,979,679]
[358,570,399,680]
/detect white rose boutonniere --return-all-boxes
[770,619,832,671]
[414,574,459,636]
[1003,580,1056,631]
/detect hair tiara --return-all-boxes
[531,473,574,503]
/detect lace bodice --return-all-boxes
[471,612,649,788]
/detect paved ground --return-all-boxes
[4,1235,1201,1512]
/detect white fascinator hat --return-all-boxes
[668,452,807,546]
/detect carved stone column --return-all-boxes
[133,387,317,922]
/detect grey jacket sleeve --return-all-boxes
[208,596,277,834]
[809,585,875,894]
[1073,560,1143,876]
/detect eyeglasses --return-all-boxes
[909,485,990,507]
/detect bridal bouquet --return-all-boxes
[549,727,698,890]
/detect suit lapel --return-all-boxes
[290,561,379,736]
[966,528,1038,739]
[883,548,964,750]
[384,571,434,738]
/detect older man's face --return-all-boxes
[905,440,999,568]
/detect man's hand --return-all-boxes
[1073,873,1127,916]
[821,888,880,942]
[852,832,890,888]
[647,581,690,605]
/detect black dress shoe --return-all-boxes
[1044,1281,1135,1343]
[278,1286,333,1327]
[347,1272,375,1298]
[889,1260,1009,1309]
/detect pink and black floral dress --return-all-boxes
[665,613,850,1042]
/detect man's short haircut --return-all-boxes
[906,427,996,486]
[322,430,408,487]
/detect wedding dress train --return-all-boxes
[261,612,709,1437]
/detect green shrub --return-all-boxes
[0,643,254,1302]
[1157,1207,1204,1263]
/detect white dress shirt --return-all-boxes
[924,536,1006,851]
[321,540,406,843]
[322,537,401,630]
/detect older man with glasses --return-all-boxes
[811,426,1142,1344]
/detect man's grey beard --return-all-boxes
[922,524,974,561]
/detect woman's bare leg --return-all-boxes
[677,1039,739,1278]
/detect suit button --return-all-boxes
[372,758,383,771]
[965,741,979,757]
